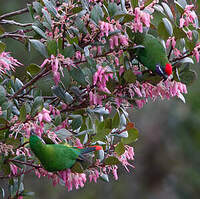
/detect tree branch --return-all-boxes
[11,68,51,99]
[0,8,29,20]
[0,19,32,27]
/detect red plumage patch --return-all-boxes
[165,63,172,75]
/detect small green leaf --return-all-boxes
[91,5,104,24]
[47,39,57,56]
[144,0,154,7]
[55,128,73,140]
[124,69,136,83]
[0,86,6,105]
[107,3,121,17]
[161,2,174,21]
[0,41,6,53]
[70,68,87,86]
[122,128,139,144]
[43,0,58,18]
[27,64,41,76]
[104,156,120,165]
[32,2,43,15]
[63,45,75,58]
[71,162,84,173]
[42,8,52,29]
[115,142,125,156]
[112,111,120,128]
[31,96,44,116]
[180,69,197,86]
[19,104,27,122]
[130,0,138,9]
[71,116,83,130]
[30,39,48,57]
[162,18,173,36]
[32,25,47,39]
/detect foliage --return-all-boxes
[0,0,199,198]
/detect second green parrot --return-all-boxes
[29,131,102,172]
[133,33,173,79]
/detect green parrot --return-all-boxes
[133,33,173,80]
[29,131,102,172]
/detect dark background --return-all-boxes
[1,1,200,198]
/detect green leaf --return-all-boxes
[124,69,136,83]
[122,128,139,144]
[0,187,5,199]
[63,45,75,58]
[31,96,44,116]
[92,121,110,142]
[71,162,84,173]
[32,2,43,15]
[130,0,138,9]
[51,86,73,104]
[71,115,83,130]
[175,0,187,8]
[30,39,48,57]
[108,3,121,17]
[32,25,47,39]
[43,0,58,18]
[0,41,6,53]
[47,39,57,56]
[55,128,73,140]
[0,86,6,105]
[162,18,173,36]
[104,156,120,165]
[75,17,87,34]
[60,68,71,88]
[115,142,125,156]
[27,64,41,76]
[70,7,83,14]
[100,173,109,182]
[90,5,104,24]
[70,68,87,86]
[42,8,52,30]
[161,2,173,21]
[112,111,120,128]
[143,0,153,7]
[158,21,170,40]
[19,104,27,122]
[180,69,197,86]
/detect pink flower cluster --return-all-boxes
[131,79,188,109]
[193,42,200,63]
[0,52,22,77]
[99,21,129,49]
[41,54,75,85]
[93,65,113,94]
[116,145,135,172]
[0,142,14,156]
[38,108,52,123]
[180,5,198,28]
[132,7,151,33]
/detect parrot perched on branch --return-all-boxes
[29,131,102,172]
[133,33,173,80]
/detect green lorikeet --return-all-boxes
[29,132,102,172]
[134,33,173,80]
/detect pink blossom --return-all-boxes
[0,52,22,77]
[38,108,52,123]
[0,106,2,115]
[10,163,18,175]
[193,43,200,62]
[132,7,151,33]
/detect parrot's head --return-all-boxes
[156,63,173,80]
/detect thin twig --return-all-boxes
[11,68,51,99]
[0,8,29,20]
[9,159,41,169]
[0,32,33,40]
[0,19,32,27]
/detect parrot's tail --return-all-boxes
[80,146,102,154]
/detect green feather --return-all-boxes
[29,134,97,172]
[134,34,169,72]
